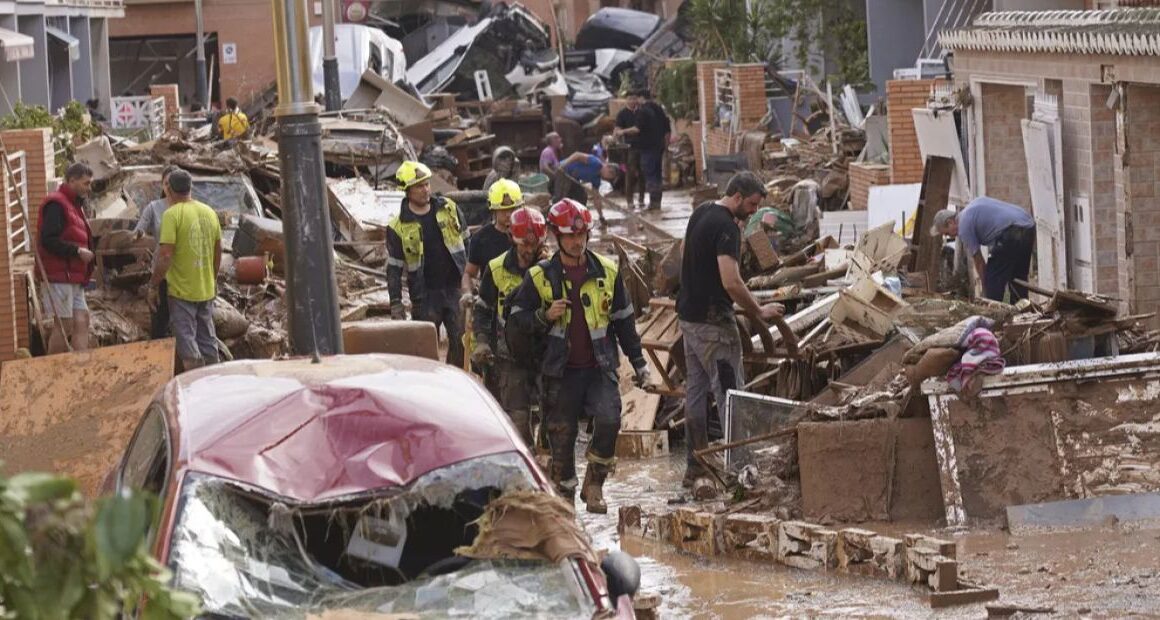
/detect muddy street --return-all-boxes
[577,452,1160,618]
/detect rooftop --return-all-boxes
[940,9,1160,56]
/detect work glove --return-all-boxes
[472,342,494,368]
[390,301,406,321]
[460,292,476,310]
[632,363,651,388]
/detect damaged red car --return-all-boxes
[112,354,638,618]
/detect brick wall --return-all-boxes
[1126,84,1160,322]
[886,79,942,184]
[848,162,891,211]
[980,82,1032,210]
[149,84,180,132]
[697,62,767,158]
[1085,83,1122,297]
[0,129,53,243]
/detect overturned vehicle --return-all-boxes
[111,354,638,617]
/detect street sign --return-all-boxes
[222,42,238,64]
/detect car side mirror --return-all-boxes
[601,550,640,605]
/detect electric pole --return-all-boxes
[271,0,344,356]
[194,0,208,106]
[322,0,341,111]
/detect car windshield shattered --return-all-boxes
[169,452,595,618]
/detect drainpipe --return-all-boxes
[272,0,344,356]
[194,0,208,106]
[322,0,341,111]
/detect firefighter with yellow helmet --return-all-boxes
[460,178,526,306]
[386,160,469,367]
[507,199,650,514]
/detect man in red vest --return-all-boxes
[37,162,95,353]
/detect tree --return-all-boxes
[0,470,201,619]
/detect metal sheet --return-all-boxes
[0,339,175,496]
[1007,493,1160,534]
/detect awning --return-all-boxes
[45,26,79,62]
[0,27,35,63]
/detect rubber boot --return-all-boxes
[646,191,662,211]
[580,465,609,514]
[550,459,577,505]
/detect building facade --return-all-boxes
[0,0,123,118]
[942,8,1160,322]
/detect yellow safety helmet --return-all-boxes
[396,160,432,190]
[487,178,524,211]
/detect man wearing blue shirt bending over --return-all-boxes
[554,152,621,206]
[929,196,1036,301]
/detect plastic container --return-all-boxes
[519,173,550,195]
[235,255,268,285]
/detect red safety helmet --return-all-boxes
[509,207,547,246]
[547,198,593,235]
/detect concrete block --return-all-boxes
[720,513,780,561]
[905,533,957,586]
[837,528,904,580]
[669,508,721,556]
[777,521,837,571]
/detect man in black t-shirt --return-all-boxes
[676,171,784,487]
[637,90,671,211]
[613,91,645,209]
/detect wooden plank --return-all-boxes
[910,155,954,285]
[0,339,175,497]
[928,588,1000,609]
[616,430,670,459]
[1022,119,1067,294]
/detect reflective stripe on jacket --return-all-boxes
[385,195,467,306]
[507,249,644,378]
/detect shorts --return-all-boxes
[41,282,88,319]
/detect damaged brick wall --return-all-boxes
[1125,84,1160,322]
[886,79,943,184]
[848,162,891,211]
[0,129,53,242]
[1084,82,1123,299]
[980,82,1033,210]
[698,63,767,159]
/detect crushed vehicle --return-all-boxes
[571,4,693,89]
[405,3,552,98]
[91,166,265,249]
[110,354,639,618]
[309,24,408,101]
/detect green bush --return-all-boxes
[0,101,100,177]
[0,470,200,619]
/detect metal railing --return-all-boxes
[918,0,992,60]
[4,150,31,256]
[109,95,167,141]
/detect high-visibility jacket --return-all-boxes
[474,248,529,359]
[37,185,93,284]
[218,110,249,140]
[507,249,644,378]
[385,195,467,307]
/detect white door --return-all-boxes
[912,108,972,206]
[1069,194,1095,292]
[1022,118,1067,292]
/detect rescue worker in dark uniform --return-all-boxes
[386,160,469,367]
[507,199,650,514]
[472,206,549,447]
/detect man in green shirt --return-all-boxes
[146,169,223,370]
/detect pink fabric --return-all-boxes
[945,327,1005,393]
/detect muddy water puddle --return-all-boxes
[578,450,1160,618]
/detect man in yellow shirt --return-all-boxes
[146,169,223,370]
[217,97,249,141]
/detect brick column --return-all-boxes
[149,84,180,132]
[12,273,28,351]
[732,63,767,130]
[0,129,54,244]
[886,79,944,184]
[848,162,892,211]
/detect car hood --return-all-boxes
[164,355,527,503]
